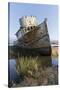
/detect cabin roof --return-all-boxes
[15,18,47,37]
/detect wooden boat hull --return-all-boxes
[15,20,51,56]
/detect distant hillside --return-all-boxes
[51,40,58,45]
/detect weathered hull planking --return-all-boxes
[15,18,51,55]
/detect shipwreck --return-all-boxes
[15,16,51,56]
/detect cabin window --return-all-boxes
[28,27,29,30]
[31,26,33,29]
[34,26,35,28]
[34,26,35,29]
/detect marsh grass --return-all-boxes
[16,56,39,77]
[16,56,51,77]
[15,56,58,86]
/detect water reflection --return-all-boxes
[52,57,58,65]
[8,59,22,87]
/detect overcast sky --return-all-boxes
[9,2,58,41]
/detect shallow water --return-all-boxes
[52,57,58,65]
